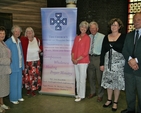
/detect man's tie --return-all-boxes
[134,30,139,44]
[132,30,139,58]
[90,35,95,55]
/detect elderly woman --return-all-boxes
[5,25,24,104]
[0,26,11,112]
[71,21,90,102]
[20,27,42,96]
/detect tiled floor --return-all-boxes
[4,83,127,113]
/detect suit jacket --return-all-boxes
[0,41,11,75]
[122,30,141,76]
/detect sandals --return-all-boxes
[103,100,118,111]
[112,102,118,111]
[103,99,112,107]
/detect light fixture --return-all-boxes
[66,0,77,8]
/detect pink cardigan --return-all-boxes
[71,34,90,63]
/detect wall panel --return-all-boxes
[77,0,128,35]
[0,0,47,39]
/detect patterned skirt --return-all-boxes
[101,49,125,90]
[22,60,42,91]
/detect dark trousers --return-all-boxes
[87,56,104,97]
[124,73,141,113]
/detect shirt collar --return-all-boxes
[90,32,98,38]
[11,35,21,43]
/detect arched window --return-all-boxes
[128,0,141,32]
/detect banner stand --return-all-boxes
[39,8,77,96]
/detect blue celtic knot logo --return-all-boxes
[50,13,67,31]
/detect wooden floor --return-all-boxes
[3,82,127,113]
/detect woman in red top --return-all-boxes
[20,27,42,96]
[71,21,90,102]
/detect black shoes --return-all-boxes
[121,109,128,113]
[103,100,118,112]
[120,109,136,113]
[103,99,112,107]
[112,102,118,111]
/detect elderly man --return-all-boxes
[87,21,105,102]
[121,12,141,113]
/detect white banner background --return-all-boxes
[40,8,77,96]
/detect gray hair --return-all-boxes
[89,21,99,29]
[11,25,22,33]
[24,27,35,37]
[79,21,89,29]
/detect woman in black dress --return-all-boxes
[100,18,126,111]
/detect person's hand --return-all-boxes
[128,58,139,70]
[71,59,77,64]
[100,66,104,71]
[38,49,41,53]
[131,64,139,70]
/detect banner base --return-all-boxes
[39,91,75,97]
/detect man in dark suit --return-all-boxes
[121,12,141,113]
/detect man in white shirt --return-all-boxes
[87,21,105,102]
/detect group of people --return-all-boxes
[0,25,42,113]
[71,12,141,113]
[1,12,141,113]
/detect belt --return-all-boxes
[89,54,100,57]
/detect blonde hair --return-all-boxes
[79,21,89,30]
[24,27,35,37]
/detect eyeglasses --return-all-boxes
[111,24,119,27]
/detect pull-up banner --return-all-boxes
[40,8,77,96]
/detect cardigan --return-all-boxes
[100,34,126,66]
[20,36,43,65]
[71,34,90,63]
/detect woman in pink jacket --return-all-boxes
[71,21,90,102]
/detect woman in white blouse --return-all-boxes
[21,27,42,96]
